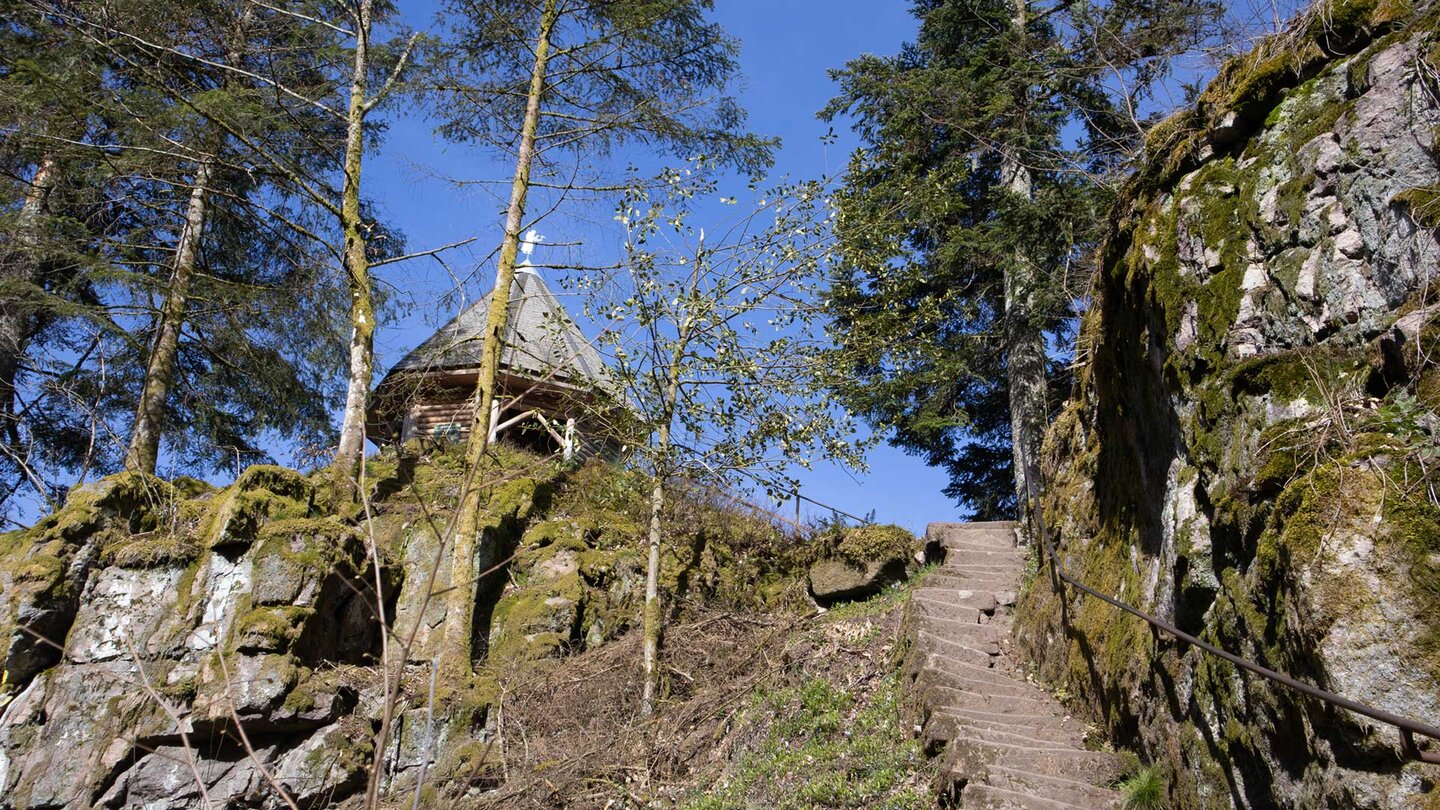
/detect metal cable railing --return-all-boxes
[1018,446,1440,764]
[698,484,874,534]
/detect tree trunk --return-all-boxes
[640,355,681,717]
[1003,232,1048,535]
[124,158,214,474]
[1001,0,1048,537]
[125,4,255,475]
[640,470,666,715]
[0,154,58,450]
[440,0,558,680]
[331,0,376,497]
[461,0,558,465]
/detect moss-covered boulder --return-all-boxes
[0,472,178,684]
[808,524,918,607]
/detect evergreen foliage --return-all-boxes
[0,0,406,513]
[430,0,777,179]
[820,0,1217,517]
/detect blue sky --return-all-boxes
[362,1,962,534]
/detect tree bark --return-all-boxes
[124,4,257,475]
[440,0,559,680]
[1001,0,1049,537]
[331,0,376,497]
[640,356,682,717]
[0,154,58,450]
[123,158,215,474]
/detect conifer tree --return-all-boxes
[3,0,407,495]
[429,0,776,675]
[0,6,112,511]
[822,0,1216,523]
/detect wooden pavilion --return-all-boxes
[366,266,616,459]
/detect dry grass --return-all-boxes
[434,595,927,809]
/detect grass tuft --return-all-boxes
[1115,764,1167,810]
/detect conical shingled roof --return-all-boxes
[387,270,604,386]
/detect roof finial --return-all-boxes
[518,228,543,274]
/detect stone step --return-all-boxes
[928,520,1017,534]
[921,678,1059,708]
[944,713,1089,746]
[908,618,1004,645]
[943,543,1026,557]
[911,624,1005,649]
[938,699,1080,722]
[932,565,1020,579]
[906,521,1116,810]
[943,717,1088,750]
[912,637,1023,679]
[961,781,1112,810]
[944,546,1023,559]
[927,522,1018,550]
[910,628,1013,660]
[923,573,1018,591]
[910,635,996,668]
[986,765,1122,807]
[911,616,1001,650]
[940,562,1023,575]
[913,659,1036,697]
[941,552,1020,563]
[945,737,1123,785]
[910,587,998,611]
[911,596,984,623]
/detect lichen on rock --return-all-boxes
[0,441,839,808]
[1015,3,1440,807]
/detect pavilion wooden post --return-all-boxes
[487,399,501,445]
[563,417,576,462]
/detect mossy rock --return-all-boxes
[204,488,312,548]
[809,525,917,608]
[250,518,366,606]
[172,476,215,499]
[1,472,178,599]
[100,531,201,569]
[233,605,314,653]
[834,525,917,567]
[233,464,313,502]
[1394,185,1440,228]
[489,570,587,662]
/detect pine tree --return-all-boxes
[822,0,1216,522]
[1,0,393,497]
[428,0,776,677]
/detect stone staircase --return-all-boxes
[901,521,1123,809]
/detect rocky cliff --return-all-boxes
[1016,0,1440,807]
[0,448,857,808]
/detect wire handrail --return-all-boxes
[793,490,874,527]
[1018,446,1440,764]
[689,483,874,535]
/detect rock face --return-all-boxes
[1016,2,1440,808]
[0,467,386,809]
[0,451,806,808]
[0,457,567,808]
